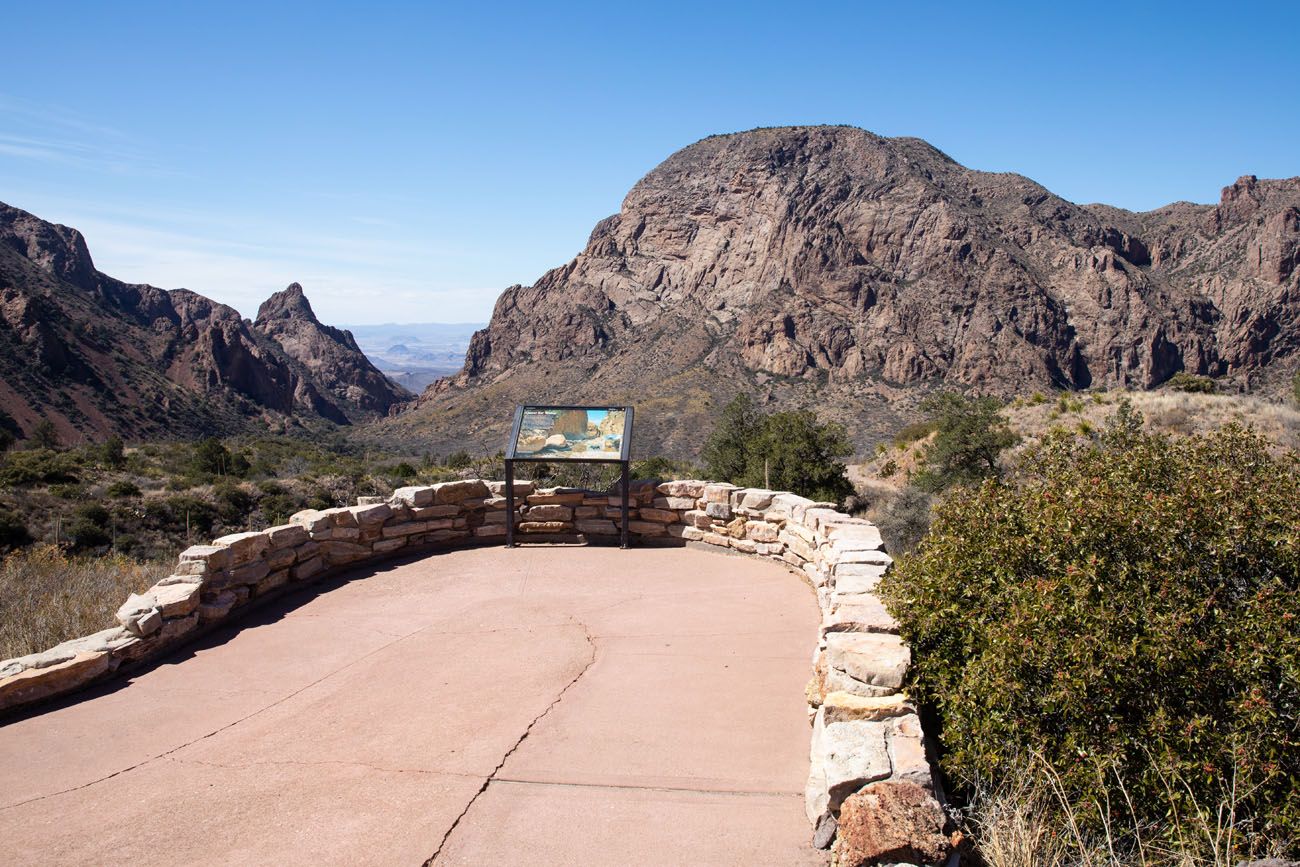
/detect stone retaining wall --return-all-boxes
[0,478,946,862]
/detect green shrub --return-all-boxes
[105,480,141,498]
[389,462,417,479]
[912,392,1018,493]
[702,394,763,483]
[445,450,472,470]
[881,406,1300,852]
[1166,371,1218,393]
[28,419,61,450]
[702,395,853,502]
[892,419,938,448]
[0,449,81,486]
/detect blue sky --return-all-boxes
[2,1,1296,324]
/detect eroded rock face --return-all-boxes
[388,125,1300,457]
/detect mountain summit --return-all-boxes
[382,125,1299,455]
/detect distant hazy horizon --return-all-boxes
[3,1,1296,325]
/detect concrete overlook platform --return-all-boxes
[0,544,827,866]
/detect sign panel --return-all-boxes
[507,406,631,461]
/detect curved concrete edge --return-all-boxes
[0,477,945,857]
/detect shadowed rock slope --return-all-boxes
[379,125,1299,457]
[0,201,408,442]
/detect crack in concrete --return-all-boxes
[423,620,598,865]
[492,776,804,799]
[164,755,484,781]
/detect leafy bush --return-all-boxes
[701,394,763,483]
[28,419,61,450]
[881,406,1300,852]
[105,480,142,498]
[100,435,126,469]
[893,419,938,448]
[445,450,472,470]
[702,395,853,502]
[0,449,82,486]
[1166,371,1218,393]
[912,392,1018,492]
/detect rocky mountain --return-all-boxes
[378,125,1299,457]
[0,201,408,443]
[252,284,408,421]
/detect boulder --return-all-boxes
[0,651,111,712]
[831,780,949,867]
[290,509,333,534]
[486,480,535,497]
[653,496,697,510]
[628,520,667,536]
[638,508,678,524]
[527,504,573,522]
[199,591,237,623]
[433,479,490,504]
[413,504,463,519]
[704,502,733,520]
[576,519,618,535]
[349,503,392,526]
[292,556,324,581]
[149,582,201,618]
[703,483,738,503]
[805,706,892,826]
[115,593,161,636]
[822,597,897,637]
[731,488,777,511]
[656,480,707,498]
[265,523,310,548]
[391,485,436,507]
[745,520,780,542]
[212,531,272,564]
[519,521,572,533]
[824,632,911,692]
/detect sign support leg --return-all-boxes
[620,460,630,549]
[505,459,516,548]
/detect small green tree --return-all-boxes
[1166,371,1217,393]
[744,410,854,502]
[29,419,60,450]
[192,437,231,476]
[702,394,763,483]
[100,435,125,469]
[912,392,1017,492]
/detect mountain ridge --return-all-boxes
[378,124,1298,457]
[0,200,407,442]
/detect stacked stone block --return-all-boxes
[0,476,944,860]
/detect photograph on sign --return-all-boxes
[512,407,626,460]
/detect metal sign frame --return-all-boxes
[503,405,635,549]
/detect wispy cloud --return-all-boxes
[0,94,175,177]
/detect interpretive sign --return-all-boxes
[504,405,635,549]
[506,406,631,462]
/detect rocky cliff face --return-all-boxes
[379,126,1299,457]
[253,284,409,421]
[0,201,408,442]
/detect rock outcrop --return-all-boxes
[0,201,407,441]
[253,283,409,421]
[381,125,1300,457]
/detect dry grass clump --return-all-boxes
[0,545,167,659]
[963,756,1283,867]
[1004,390,1300,453]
